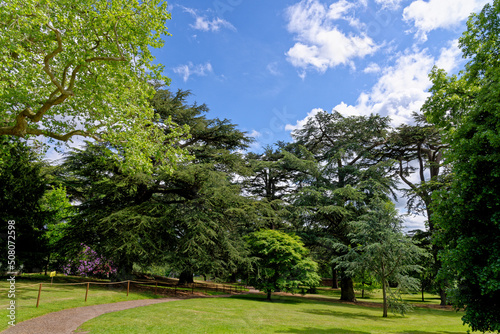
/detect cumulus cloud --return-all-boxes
[285,40,462,131]
[182,6,236,32]
[403,0,490,41]
[285,108,323,132]
[363,62,382,74]
[173,62,213,82]
[285,0,379,75]
[336,41,462,126]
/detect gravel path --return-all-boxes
[1,298,180,334]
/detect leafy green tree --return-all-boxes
[339,198,423,317]
[39,185,73,274]
[0,138,50,271]
[0,0,187,173]
[246,229,320,300]
[423,1,500,331]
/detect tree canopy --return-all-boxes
[0,0,187,173]
[423,1,500,331]
[246,229,320,300]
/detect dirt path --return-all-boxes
[2,298,181,334]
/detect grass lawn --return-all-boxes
[315,288,443,306]
[78,294,473,334]
[0,274,160,332]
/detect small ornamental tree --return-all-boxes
[246,229,320,300]
[63,244,117,279]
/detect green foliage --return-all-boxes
[423,1,500,331]
[246,229,320,300]
[340,198,424,317]
[0,137,51,271]
[0,0,188,174]
[60,89,254,280]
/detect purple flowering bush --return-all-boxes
[63,244,117,278]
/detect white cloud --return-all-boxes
[173,62,213,82]
[403,0,490,41]
[266,62,281,76]
[285,107,323,132]
[182,6,236,32]
[285,0,379,75]
[248,130,262,138]
[285,41,462,130]
[375,0,405,10]
[363,62,381,74]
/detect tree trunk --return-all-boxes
[115,261,134,281]
[439,286,447,306]
[178,270,194,285]
[331,266,339,289]
[382,281,388,318]
[340,275,356,302]
[266,290,272,301]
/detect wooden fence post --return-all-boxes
[36,283,42,308]
[85,282,90,302]
[127,280,130,296]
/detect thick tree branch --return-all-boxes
[398,159,418,192]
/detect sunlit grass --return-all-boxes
[78,294,472,334]
[0,275,160,332]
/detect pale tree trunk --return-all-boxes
[382,280,388,318]
[331,266,339,289]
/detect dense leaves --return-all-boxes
[0,0,188,173]
[423,1,500,331]
[246,229,320,300]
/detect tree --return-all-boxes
[0,138,51,271]
[246,229,320,300]
[60,89,253,280]
[423,1,500,331]
[290,110,394,302]
[385,112,450,305]
[339,198,423,317]
[0,0,187,173]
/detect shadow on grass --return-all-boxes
[400,332,466,334]
[231,294,304,305]
[300,308,391,321]
[276,327,370,333]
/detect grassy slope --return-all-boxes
[78,294,472,334]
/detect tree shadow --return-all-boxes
[300,308,394,321]
[276,327,370,333]
[402,332,466,334]
[231,294,304,305]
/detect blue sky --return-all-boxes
[42,0,491,230]
[152,0,490,230]
[158,0,489,155]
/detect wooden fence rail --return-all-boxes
[34,280,247,308]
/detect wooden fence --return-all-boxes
[33,279,247,308]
